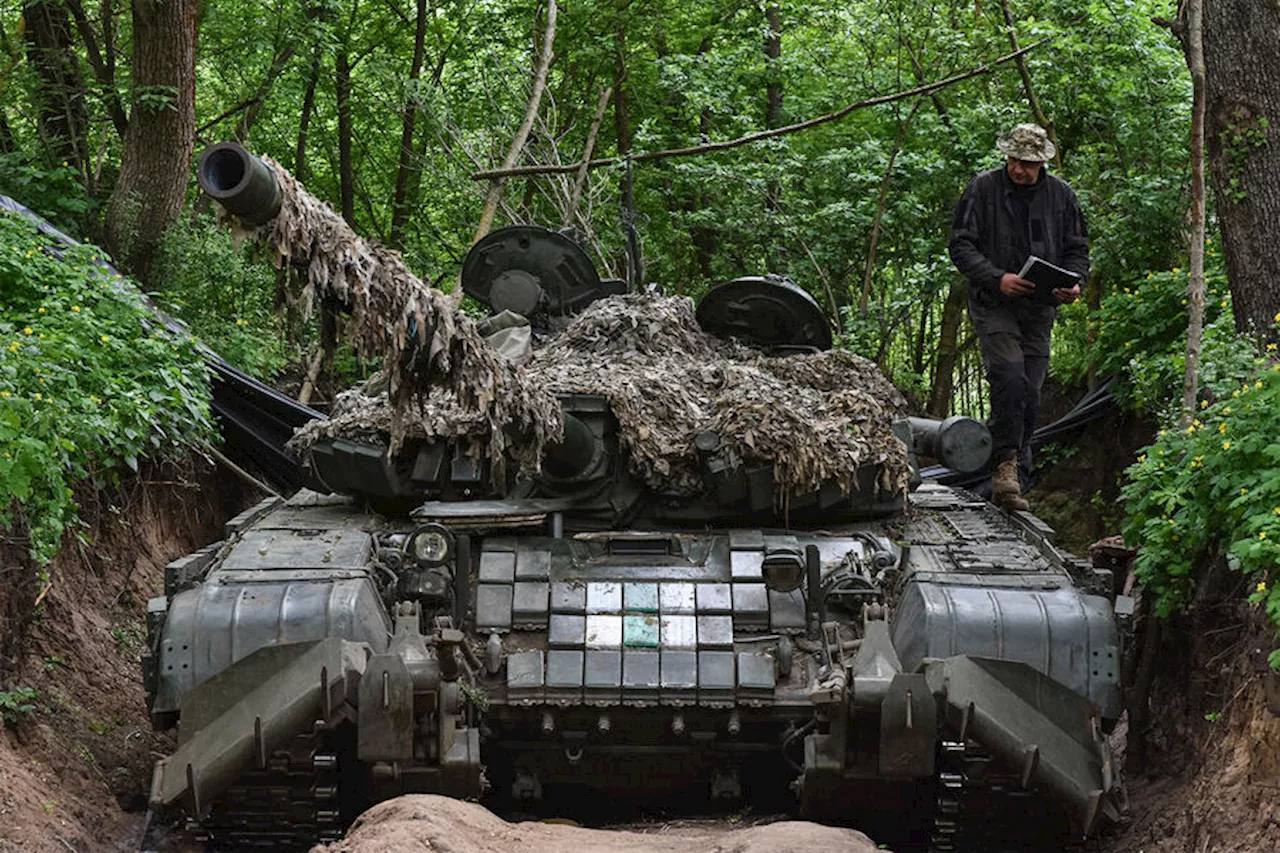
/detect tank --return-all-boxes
[143,143,1126,851]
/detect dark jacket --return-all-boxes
[948,166,1089,307]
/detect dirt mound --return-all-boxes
[0,458,257,853]
[312,795,881,853]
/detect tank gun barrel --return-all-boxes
[197,141,281,225]
[903,415,992,473]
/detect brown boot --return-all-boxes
[992,453,1030,512]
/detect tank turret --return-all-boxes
[140,143,1125,852]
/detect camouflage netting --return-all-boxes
[532,294,910,497]
[291,292,911,500]
[224,158,564,478]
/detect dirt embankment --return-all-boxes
[312,795,879,853]
[0,459,258,853]
[1102,607,1280,853]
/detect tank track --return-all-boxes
[930,739,1085,853]
[189,733,344,851]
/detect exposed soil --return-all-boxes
[310,795,878,853]
[0,458,259,853]
[1099,606,1280,853]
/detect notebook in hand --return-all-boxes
[1017,255,1082,304]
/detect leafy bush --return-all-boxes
[1122,352,1280,665]
[151,214,289,379]
[1089,249,1257,413]
[0,211,215,565]
[0,153,93,234]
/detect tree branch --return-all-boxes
[470,0,558,241]
[470,38,1052,181]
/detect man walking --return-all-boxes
[948,123,1088,511]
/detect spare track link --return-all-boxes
[930,739,1086,853]
[192,731,343,850]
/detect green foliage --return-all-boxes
[1121,351,1280,667]
[1219,108,1269,204]
[0,153,94,232]
[0,211,215,565]
[1082,250,1256,414]
[152,215,289,379]
[0,686,39,725]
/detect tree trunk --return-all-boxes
[764,5,783,129]
[613,10,631,157]
[763,3,783,266]
[1203,0,1280,341]
[65,0,128,138]
[295,42,322,181]
[859,100,920,312]
[336,44,355,226]
[1181,0,1206,422]
[23,1,91,177]
[389,0,428,246]
[926,279,967,417]
[103,0,197,284]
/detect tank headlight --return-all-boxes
[408,524,453,567]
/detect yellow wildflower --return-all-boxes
[33,392,41,401]
[1259,581,1269,593]
[0,391,9,398]
[1219,423,1228,434]
[22,328,31,335]
[100,335,110,343]
[1256,380,1264,389]
[1200,400,1208,408]
[1173,268,1181,274]
[71,305,81,312]
[37,307,45,314]
[1137,454,1147,463]
[1223,441,1231,450]
[1261,531,1269,540]
[1268,343,1277,352]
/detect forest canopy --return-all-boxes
[2,0,1280,652]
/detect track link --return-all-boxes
[931,739,1084,853]
[192,732,344,851]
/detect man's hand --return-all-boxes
[1054,283,1081,305]
[999,272,1035,297]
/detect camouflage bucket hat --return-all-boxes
[996,123,1056,161]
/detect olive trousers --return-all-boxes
[969,297,1056,467]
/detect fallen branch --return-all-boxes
[471,38,1052,181]
[470,0,558,242]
